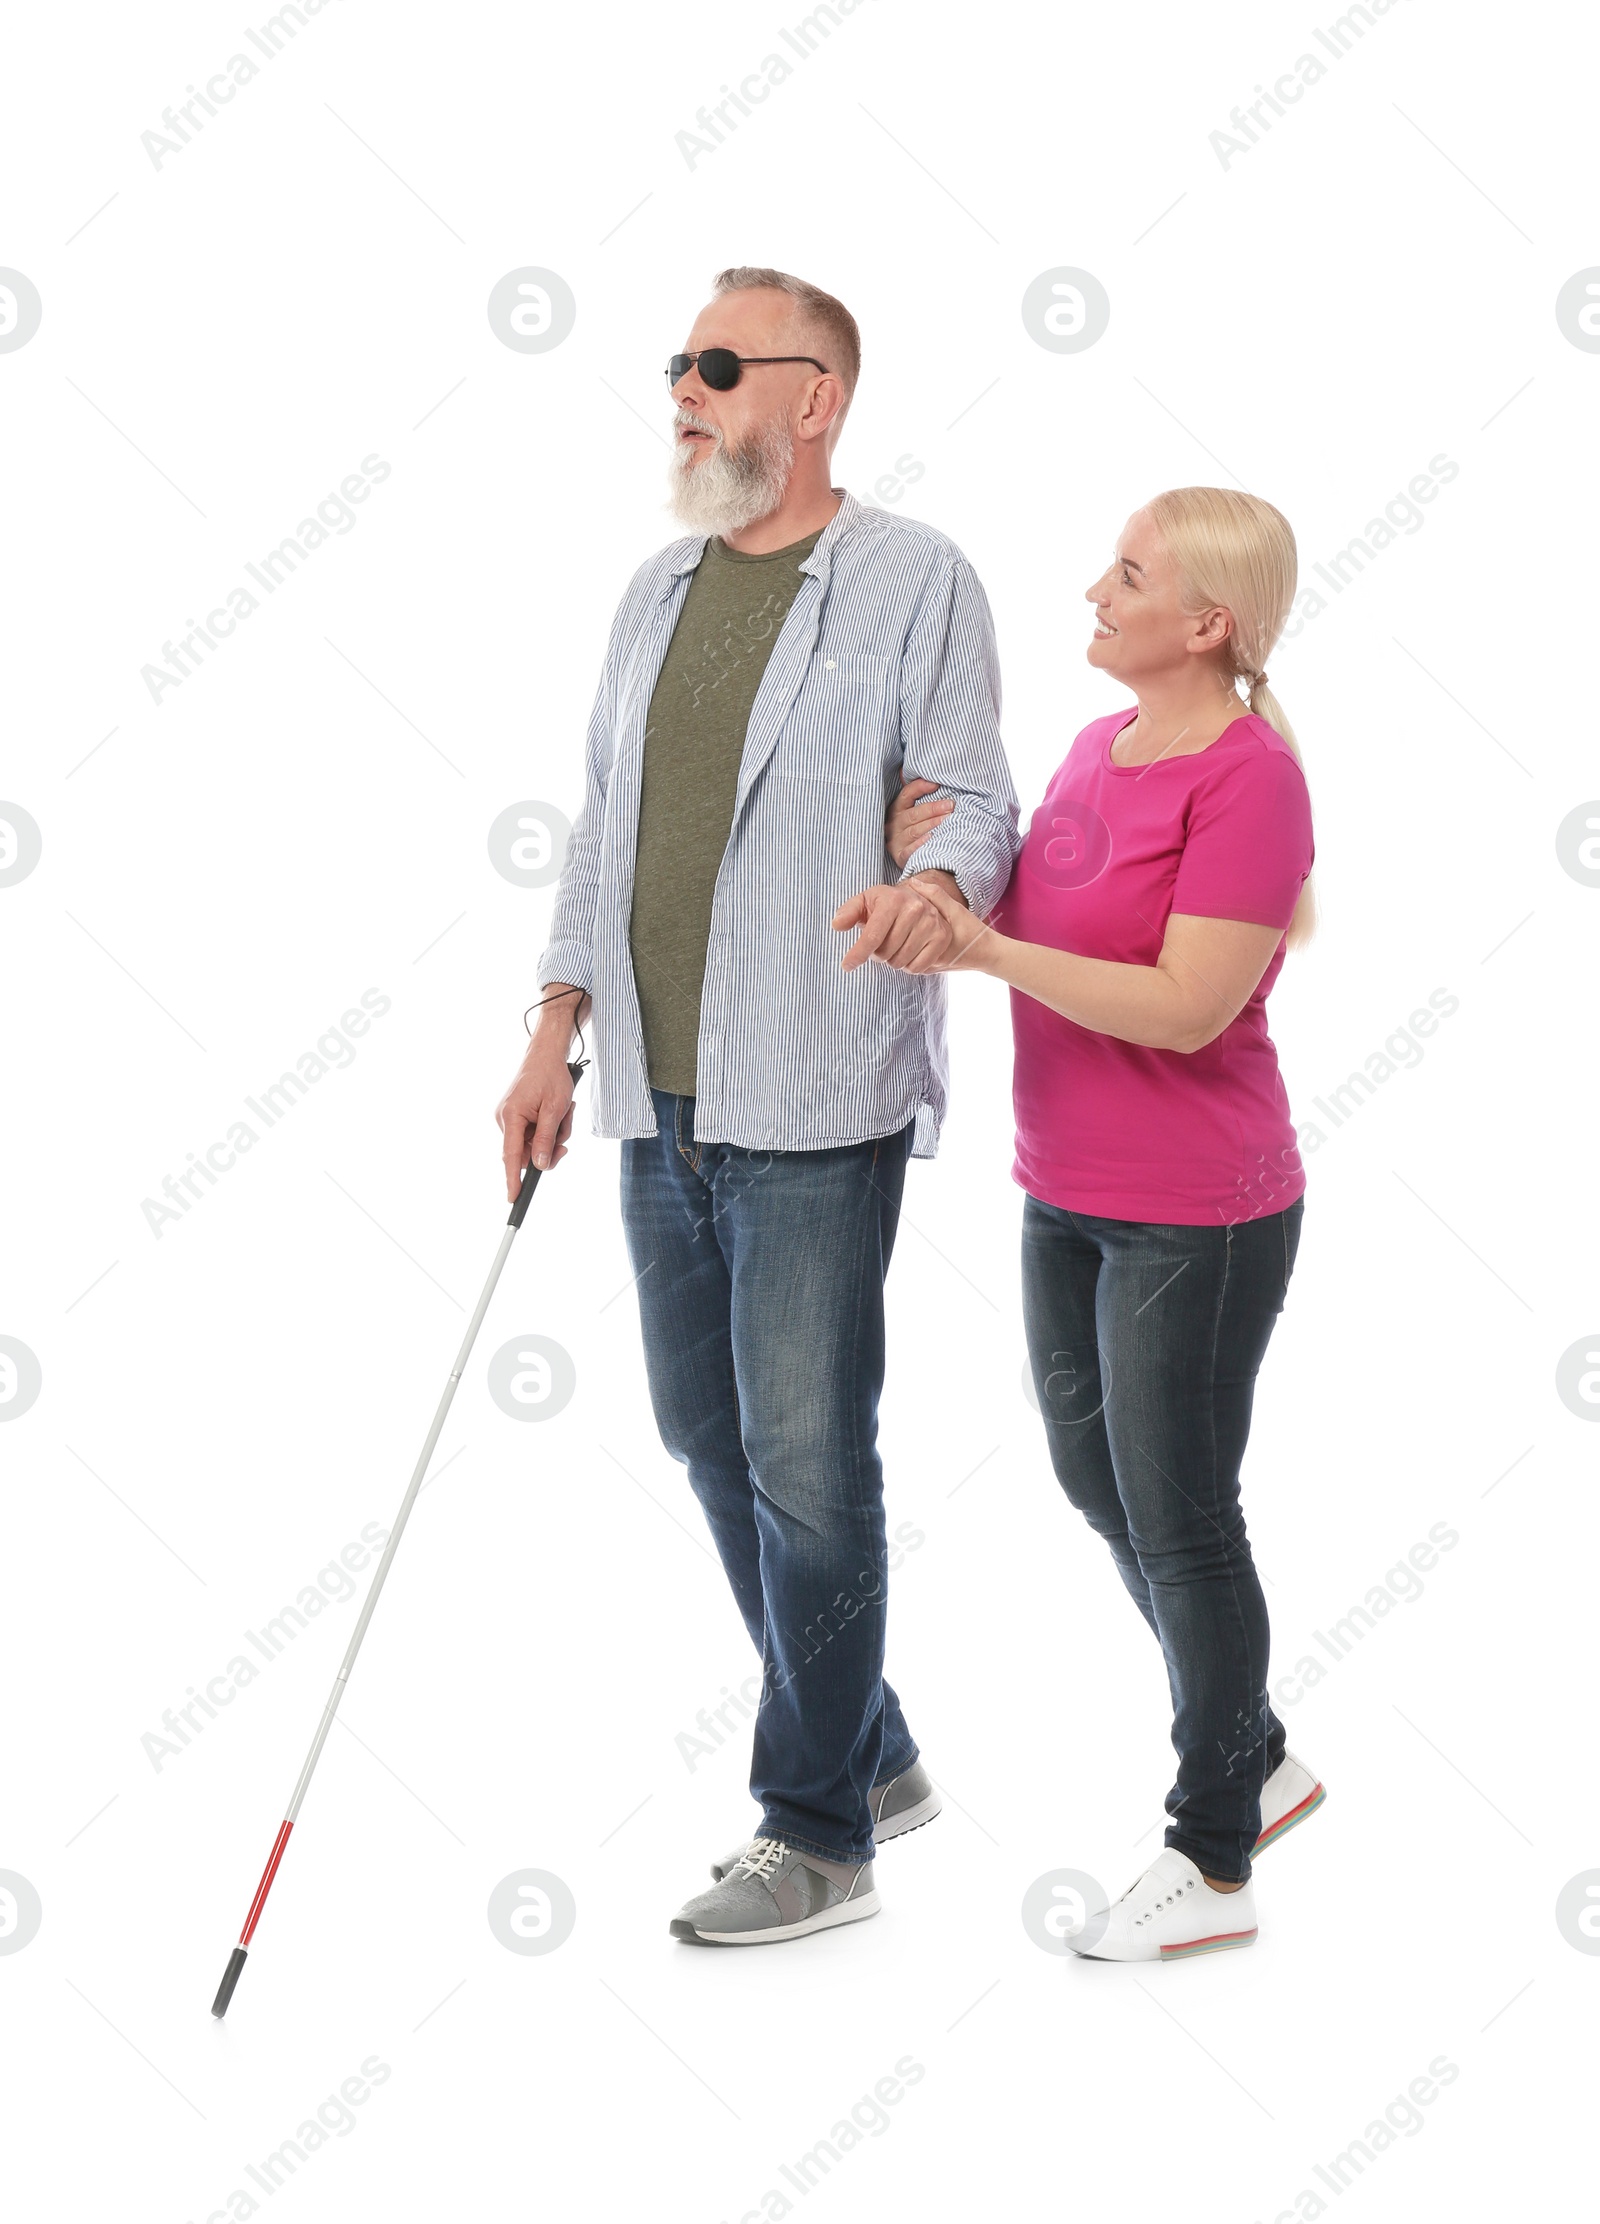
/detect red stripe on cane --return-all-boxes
[240,1820,294,1944]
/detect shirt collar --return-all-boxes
[664,487,864,588]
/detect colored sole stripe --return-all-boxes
[1255,1783,1326,1851]
[1161,1928,1258,1958]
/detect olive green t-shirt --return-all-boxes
[627,527,823,1096]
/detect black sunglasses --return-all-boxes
[664,348,830,390]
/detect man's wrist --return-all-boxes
[528,983,588,1054]
[904,865,967,906]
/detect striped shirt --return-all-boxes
[536,488,1021,1155]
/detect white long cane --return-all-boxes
[210,1059,586,2017]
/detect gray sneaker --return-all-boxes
[671,1838,879,1946]
[708,1760,941,1883]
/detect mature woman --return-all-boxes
[853,486,1324,1962]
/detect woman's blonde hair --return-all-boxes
[1144,486,1316,949]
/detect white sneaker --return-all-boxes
[1256,1750,1325,1853]
[1071,1849,1258,1963]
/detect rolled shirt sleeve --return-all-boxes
[891,555,1020,914]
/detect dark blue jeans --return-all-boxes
[619,1090,920,1864]
[1021,1194,1304,1882]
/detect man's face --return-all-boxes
[669,288,812,465]
[665,288,815,533]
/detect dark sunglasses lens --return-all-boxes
[666,354,694,384]
[698,348,741,390]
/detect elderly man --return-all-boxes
[496,265,1019,1945]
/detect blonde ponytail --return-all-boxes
[1146,488,1316,951]
[1246,673,1316,948]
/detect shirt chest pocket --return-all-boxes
[770,651,899,789]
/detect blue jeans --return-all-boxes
[1021,1195,1304,1882]
[620,1091,920,1864]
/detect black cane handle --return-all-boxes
[508,1058,589,1228]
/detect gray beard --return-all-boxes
[667,417,796,536]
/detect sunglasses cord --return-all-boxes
[522,983,590,1073]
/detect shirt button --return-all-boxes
[824,658,836,670]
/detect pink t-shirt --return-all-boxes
[989,708,1314,1226]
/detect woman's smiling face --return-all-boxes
[1085,509,1233,681]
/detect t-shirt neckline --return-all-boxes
[709,526,825,566]
[1102,706,1258,776]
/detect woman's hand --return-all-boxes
[834,872,997,976]
[885,775,955,869]
[892,873,996,973]
[833,879,954,973]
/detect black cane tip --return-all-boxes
[211,1945,248,2018]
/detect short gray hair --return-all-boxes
[711,266,861,398]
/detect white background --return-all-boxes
[2,1,1594,2218]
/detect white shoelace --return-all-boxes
[731,1836,788,1881]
